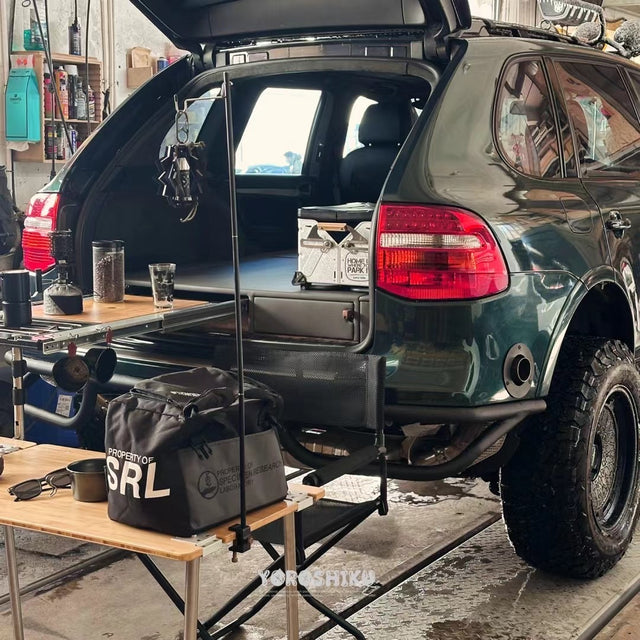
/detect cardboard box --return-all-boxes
[126,47,153,88]
[129,46,151,68]
[126,66,153,88]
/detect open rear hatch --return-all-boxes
[129,0,472,52]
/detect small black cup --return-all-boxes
[3,301,32,328]
[1,270,32,328]
[0,270,31,303]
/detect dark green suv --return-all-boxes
[20,0,640,578]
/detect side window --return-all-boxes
[235,88,322,175]
[343,96,377,157]
[496,59,562,179]
[555,61,640,177]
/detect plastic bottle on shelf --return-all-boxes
[87,85,95,121]
[69,10,82,56]
[29,6,47,51]
[43,72,53,119]
[75,77,87,120]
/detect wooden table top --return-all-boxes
[0,437,36,450]
[0,444,323,562]
[32,295,204,325]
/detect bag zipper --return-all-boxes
[130,387,226,412]
[130,388,183,407]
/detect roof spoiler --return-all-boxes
[129,0,472,54]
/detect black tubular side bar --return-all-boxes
[278,410,540,481]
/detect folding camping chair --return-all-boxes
[204,432,388,639]
[137,352,387,640]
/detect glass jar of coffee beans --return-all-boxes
[92,240,125,303]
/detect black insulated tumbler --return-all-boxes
[1,270,32,328]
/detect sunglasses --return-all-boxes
[8,468,72,502]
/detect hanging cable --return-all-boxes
[85,0,91,132]
[7,0,18,204]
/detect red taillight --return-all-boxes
[376,204,509,301]
[22,193,60,271]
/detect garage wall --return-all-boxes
[469,0,498,19]
[6,0,172,210]
[500,0,541,25]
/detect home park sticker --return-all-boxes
[198,471,219,499]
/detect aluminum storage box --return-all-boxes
[294,203,374,287]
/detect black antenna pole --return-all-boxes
[223,71,251,557]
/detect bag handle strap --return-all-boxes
[183,385,280,418]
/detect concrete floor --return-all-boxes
[0,475,500,640]
[596,595,640,640]
[321,522,640,640]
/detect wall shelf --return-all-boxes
[13,52,103,163]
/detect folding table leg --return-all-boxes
[3,526,24,640]
[283,511,299,640]
[184,557,201,640]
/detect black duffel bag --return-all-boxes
[105,367,288,536]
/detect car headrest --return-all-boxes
[358,103,413,146]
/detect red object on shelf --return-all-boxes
[43,72,54,118]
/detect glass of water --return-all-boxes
[148,263,176,309]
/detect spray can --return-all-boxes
[66,65,78,119]
[43,73,54,119]
[56,123,65,160]
[45,123,56,159]
[69,126,77,155]
[55,67,69,120]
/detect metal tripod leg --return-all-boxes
[11,347,25,439]
[4,526,24,640]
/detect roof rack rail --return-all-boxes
[464,17,582,46]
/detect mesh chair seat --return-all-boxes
[255,498,379,548]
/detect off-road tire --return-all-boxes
[501,337,640,578]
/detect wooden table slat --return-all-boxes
[0,445,322,561]
[0,437,36,450]
[31,295,203,325]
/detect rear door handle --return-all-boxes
[605,211,631,233]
